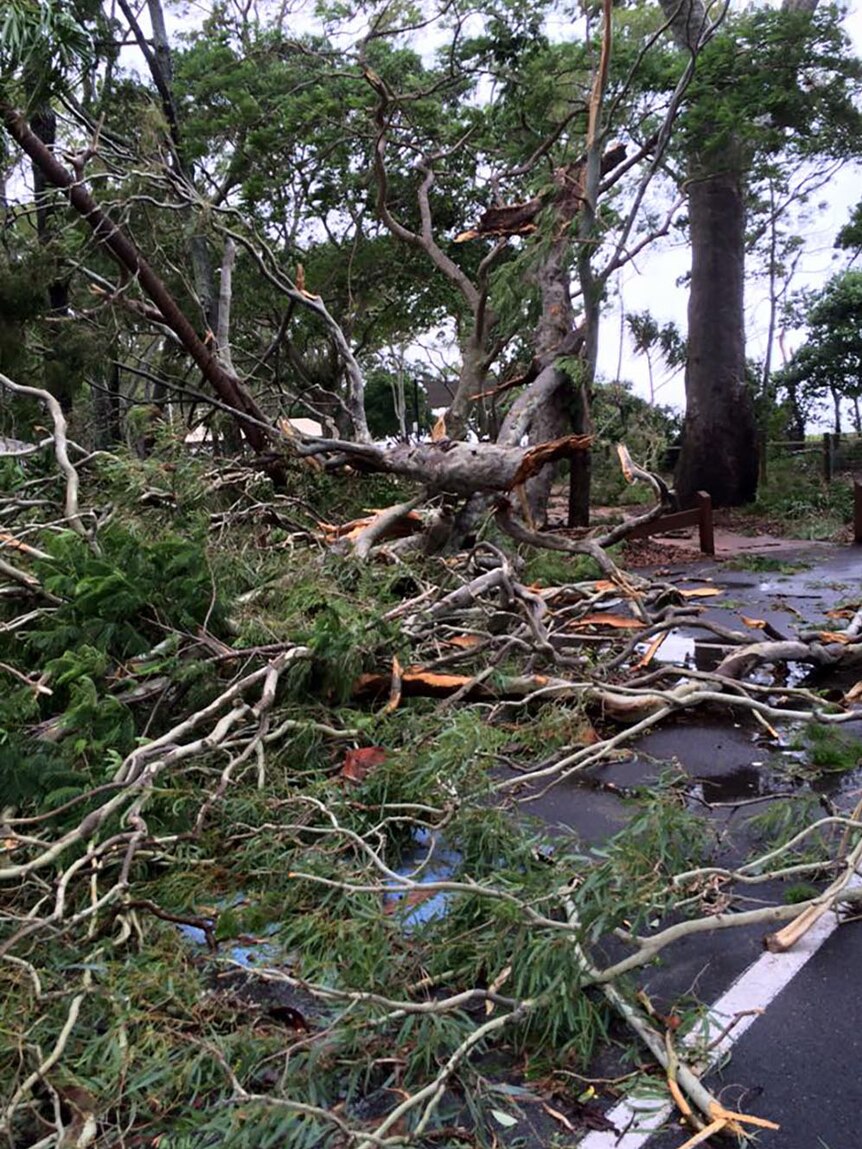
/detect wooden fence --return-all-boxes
[759,432,862,484]
[625,491,715,555]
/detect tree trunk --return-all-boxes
[30,107,76,414]
[660,0,820,507]
[675,165,758,505]
[658,0,758,508]
[830,387,842,435]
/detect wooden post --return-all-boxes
[823,433,833,482]
[854,480,862,545]
[697,491,714,555]
[758,431,767,486]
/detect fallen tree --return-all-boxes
[2,406,861,1147]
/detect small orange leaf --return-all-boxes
[680,586,722,598]
[341,746,387,783]
[741,615,767,629]
[570,614,644,630]
[634,631,668,668]
[447,634,482,649]
[818,631,853,644]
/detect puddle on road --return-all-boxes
[693,764,763,803]
[385,829,461,928]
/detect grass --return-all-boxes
[724,554,811,574]
[750,449,855,539]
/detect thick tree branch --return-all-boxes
[0,104,272,453]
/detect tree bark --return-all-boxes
[675,165,758,505]
[658,0,757,507]
[29,107,76,413]
[660,0,821,506]
[300,432,590,496]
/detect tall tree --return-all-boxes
[657,0,859,505]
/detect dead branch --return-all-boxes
[0,372,94,548]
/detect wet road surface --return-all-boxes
[548,541,862,1149]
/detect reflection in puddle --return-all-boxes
[636,631,726,673]
[177,897,282,967]
[640,630,695,668]
[697,765,762,803]
[387,829,461,928]
[637,629,822,691]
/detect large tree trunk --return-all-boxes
[658,0,758,507]
[675,165,758,505]
[660,0,820,507]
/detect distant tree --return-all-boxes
[626,311,686,405]
[778,270,862,435]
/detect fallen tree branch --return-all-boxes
[0,372,94,548]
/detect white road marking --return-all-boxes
[577,883,860,1148]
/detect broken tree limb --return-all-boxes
[297,434,592,497]
[765,831,862,953]
[350,495,426,559]
[560,891,744,1135]
[715,638,862,680]
[494,503,645,601]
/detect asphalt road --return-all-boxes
[562,541,862,1149]
[641,916,862,1149]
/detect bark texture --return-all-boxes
[660,0,820,506]
[658,0,758,507]
[301,433,591,496]
[676,167,758,505]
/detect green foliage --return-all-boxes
[784,882,821,904]
[362,364,434,439]
[521,547,601,586]
[0,0,95,105]
[751,451,854,539]
[777,271,862,428]
[677,8,862,167]
[793,725,861,775]
[745,794,836,870]
[724,555,809,574]
[29,526,227,660]
[576,776,713,936]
